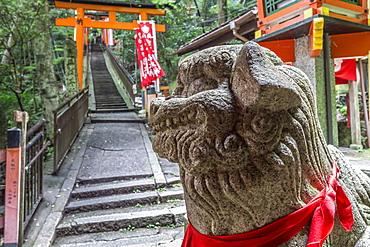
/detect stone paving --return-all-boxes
[23,115,185,247]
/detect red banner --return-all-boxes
[135,21,165,87]
[334,58,357,85]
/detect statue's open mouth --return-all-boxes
[150,102,205,133]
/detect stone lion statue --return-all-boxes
[149,42,370,246]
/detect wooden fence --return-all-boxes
[24,120,50,227]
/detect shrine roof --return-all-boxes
[255,14,370,43]
[53,0,162,9]
[174,9,370,56]
[173,7,258,56]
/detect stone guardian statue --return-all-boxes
[150,42,370,246]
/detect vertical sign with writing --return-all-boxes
[135,21,165,88]
[4,128,21,247]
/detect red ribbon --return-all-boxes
[182,161,354,247]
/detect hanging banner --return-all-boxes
[135,21,165,88]
[334,58,357,85]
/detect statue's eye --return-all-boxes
[251,114,274,134]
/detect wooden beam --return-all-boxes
[258,39,295,62]
[55,17,75,27]
[55,17,166,32]
[55,1,165,16]
[331,32,370,58]
[329,12,363,24]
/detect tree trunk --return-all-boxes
[1,35,15,65]
[34,2,60,142]
[217,0,227,26]
[64,39,79,98]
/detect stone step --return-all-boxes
[95,104,127,108]
[94,100,124,103]
[94,96,123,99]
[91,108,133,114]
[64,186,184,214]
[57,201,186,237]
[53,226,184,247]
[97,103,126,106]
[76,173,153,186]
[71,177,156,199]
[91,118,145,123]
[95,100,124,104]
[95,104,127,107]
[93,89,120,93]
[94,97,123,100]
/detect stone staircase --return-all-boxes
[51,44,186,246]
[90,44,130,114]
[53,177,186,246]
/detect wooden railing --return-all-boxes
[53,86,89,174]
[105,48,135,103]
[24,120,50,227]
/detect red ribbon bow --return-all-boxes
[182,161,354,247]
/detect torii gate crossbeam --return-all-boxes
[54,0,166,90]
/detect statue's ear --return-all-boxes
[231,42,300,112]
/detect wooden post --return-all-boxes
[104,29,108,46]
[76,7,84,90]
[140,12,148,20]
[84,27,88,46]
[359,60,370,148]
[348,78,362,148]
[17,111,27,246]
[4,128,21,247]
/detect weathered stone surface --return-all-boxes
[150,42,370,246]
[64,39,79,98]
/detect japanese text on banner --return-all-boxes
[135,21,165,87]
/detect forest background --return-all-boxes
[0,0,256,149]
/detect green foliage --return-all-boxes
[172,183,182,188]
[146,222,161,228]
[53,56,65,65]
[119,225,136,232]
[0,0,48,127]
[0,0,70,130]
[155,187,167,192]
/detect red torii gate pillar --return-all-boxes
[76,8,84,90]
[54,0,166,90]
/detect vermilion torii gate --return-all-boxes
[54,0,166,89]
